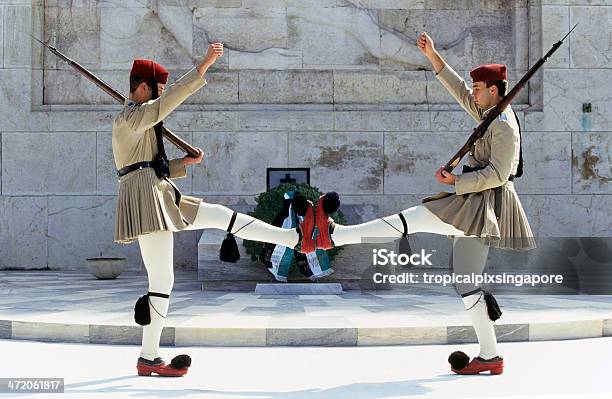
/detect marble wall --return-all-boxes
[0,0,610,271]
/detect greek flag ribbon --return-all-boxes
[260,192,334,282]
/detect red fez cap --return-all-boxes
[130,59,169,84]
[470,64,507,82]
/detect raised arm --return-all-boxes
[125,43,224,133]
[417,32,481,122]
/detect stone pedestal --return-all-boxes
[255,283,343,295]
[197,228,399,291]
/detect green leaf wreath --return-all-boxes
[243,182,346,263]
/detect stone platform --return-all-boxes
[0,271,611,347]
[254,283,343,295]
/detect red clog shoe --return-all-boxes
[293,196,316,254]
[136,355,191,377]
[315,192,339,251]
[451,355,504,375]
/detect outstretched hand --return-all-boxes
[416,32,435,57]
[203,42,224,66]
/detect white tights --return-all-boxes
[331,205,465,246]
[138,203,496,361]
[331,205,498,359]
[137,201,299,360]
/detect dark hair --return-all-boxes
[485,80,508,97]
[129,76,151,94]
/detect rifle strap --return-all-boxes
[512,110,523,178]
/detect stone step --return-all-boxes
[255,283,343,295]
[2,318,609,347]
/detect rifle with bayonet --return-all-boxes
[32,35,200,158]
[441,24,577,174]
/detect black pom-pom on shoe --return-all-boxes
[170,354,192,370]
[292,195,309,216]
[448,351,470,370]
[321,192,340,214]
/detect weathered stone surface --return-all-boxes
[378,7,519,70]
[43,69,125,105]
[334,110,430,131]
[47,195,199,270]
[4,5,31,68]
[569,6,612,68]
[358,326,446,346]
[11,321,89,343]
[185,72,239,104]
[384,132,469,195]
[288,5,378,68]
[239,70,333,104]
[48,111,117,133]
[334,71,427,103]
[571,132,612,195]
[238,111,334,131]
[193,7,288,53]
[47,196,129,270]
[542,1,612,4]
[289,132,384,194]
[96,131,118,195]
[341,0,426,9]
[0,320,10,339]
[166,110,239,132]
[192,131,289,194]
[43,6,99,70]
[2,132,96,194]
[521,195,612,237]
[266,327,357,346]
[512,132,572,195]
[429,111,480,132]
[529,320,602,341]
[525,69,612,132]
[228,48,303,70]
[0,196,48,269]
[99,6,195,70]
[0,69,49,132]
[0,6,5,68]
[542,5,570,68]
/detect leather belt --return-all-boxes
[117,161,181,207]
[117,161,152,177]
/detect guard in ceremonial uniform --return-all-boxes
[296,32,536,376]
[113,44,308,377]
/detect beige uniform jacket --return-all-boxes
[112,68,206,244]
[423,62,536,251]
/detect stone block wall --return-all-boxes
[0,0,610,271]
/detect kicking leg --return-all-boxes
[184,201,299,248]
[331,205,465,247]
